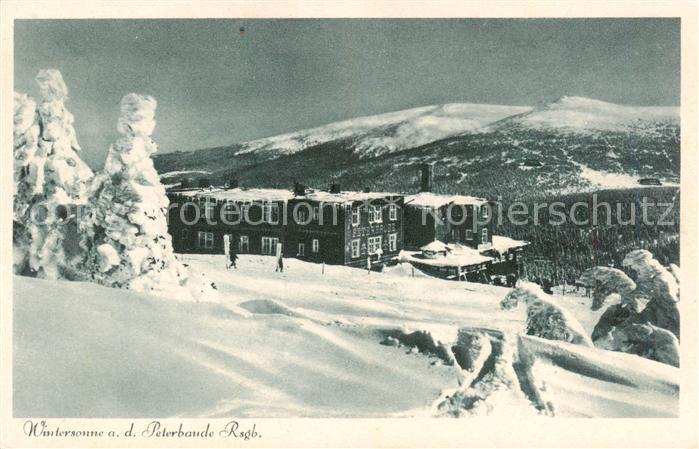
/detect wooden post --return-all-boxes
[322,262,325,274]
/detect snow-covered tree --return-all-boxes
[17,70,93,279]
[80,93,209,300]
[501,282,593,347]
[13,92,41,272]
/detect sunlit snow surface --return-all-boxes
[14,255,678,418]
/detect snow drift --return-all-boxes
[13,256,679,418]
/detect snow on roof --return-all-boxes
[301,190,402,204]
[420,240,449,253]
[170,187,295,203]
[491,235,529,253]
[168,187,401,204]
[400,249,493,268]
[404,192,488,209]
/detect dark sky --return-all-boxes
[15,18,680,169]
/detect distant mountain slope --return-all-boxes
[154,97,679,197]
[494,96,678,133]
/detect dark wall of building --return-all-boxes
[403,207,437,250]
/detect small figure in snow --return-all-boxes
[275,254,284,273]
[227,238,238,269]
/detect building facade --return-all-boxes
[166,186,404,268]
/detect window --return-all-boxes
[481,228,488,244]
[261,237,279,255]
[368,236,382,254]
[450,228,460,242]
[222,202,240,223]
[465,230,474,240]
[500,253,507,262]
[181,229,189,242]
[313,206,319,221]
[203,198,215,221]
[197,231,214,249]
[295,205,311,223]
[369,205,383,223]
[312,239,319,253]
[389,204,398,221]
[388,233,397,251]
[262,203,279,224]
[351,208,360,226]
[238,235,249,252]
[351,239,360,258]
[481,205,489,219]
[298,243,305,256]
[509,252,515,261]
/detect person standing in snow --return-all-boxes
[276,252,284,272]
[227,238,238,269]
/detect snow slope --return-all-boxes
[501,96,678,133]
[235,103,531,159]
[13,255,679,417]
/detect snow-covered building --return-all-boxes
[166,184,404,268]
[404,165,495,251]
[287,186,404,267]
[167,187,293,256]
[401,164,528,282]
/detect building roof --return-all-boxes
[420,240,449,253]
[400,249,493,268]
[170,187,295,203]
[300,190,402,204]
[168,186,401,204]
[404,192,489,209]
[491,235,529,253]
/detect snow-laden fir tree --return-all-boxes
[80,93,210,300]
[13,92,41,272]
[17,70,93,279]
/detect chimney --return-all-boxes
[420,163,433,193]
[329,183,341,194]
[293,181,306,197]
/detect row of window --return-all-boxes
[297,239,320,256]
[198,202,400,226]
[192,230,398,259]
[350,233,397,258]
[450,228,489,244]
[351,204,398,226]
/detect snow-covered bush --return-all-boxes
[79,93,213,300]
[591,250,680,366]
[577,266,636,310]
[501,283,592,347]
[14,70,93,279]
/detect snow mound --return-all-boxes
[239,299,303,317]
